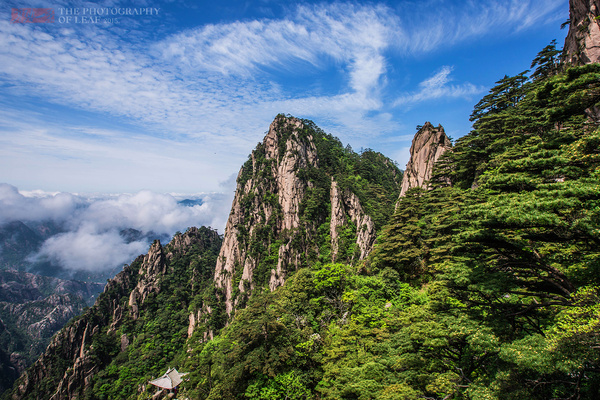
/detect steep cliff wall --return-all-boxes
[398,122,452,198]
[564,0,600,65]
[214,115,395,315]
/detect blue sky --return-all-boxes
[1,0,569,195]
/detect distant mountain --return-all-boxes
[177,198,204,207]
[0,221,56,271]
[0,270,104,395]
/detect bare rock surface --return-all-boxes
[214,115,379,315]
[564,0,600,65]
[398,122,451,198]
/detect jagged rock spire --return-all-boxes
[564,0,600,65]
[398,122,451,198]
[214,115,378,315]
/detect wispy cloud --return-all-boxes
[393,0,565,53]
[0,0,566,192]
[0,1,564,139]
[393,66,485,107]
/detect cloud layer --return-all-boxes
[393,66,485,107]
[0,183,233,273]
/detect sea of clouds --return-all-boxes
[0,183,233,276]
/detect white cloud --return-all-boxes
[33,228,148,272]
[74,190,222,234]
[0,183,233,273]
[393,66,486,107]
[0,184,83,224]
[0,0,565,156]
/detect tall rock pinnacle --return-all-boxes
[398,122,451,198]
[214,115,393,316]
[564,0,600,65]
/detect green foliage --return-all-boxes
[245,371,311,399]
[530,40,561,81]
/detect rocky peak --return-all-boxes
[398,122,452,197]
[128,240,165,320]
[214,116,317,315]
[564,0,600,65]
[214,115,382,316]
[141,240,166,276]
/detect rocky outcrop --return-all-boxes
[128,240,165,320]
[564,0,600,65]
[214,116,318,314]
[214,115,382,316]
[10,316,99,400]
[330,181,376,262]
[398,122,452,198]
[187,304,214,341]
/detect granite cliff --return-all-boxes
[564,0,600,65]
[398,122,452,198]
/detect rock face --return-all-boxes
[564,0,600,65]
[329,181,376,261]
[398,122,452,198]
[214,115,380,315]
[127,240,165,320]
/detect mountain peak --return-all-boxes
[399,122,451,197]
[214,115,399,316]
